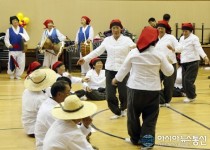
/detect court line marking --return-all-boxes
[91,108,210,150]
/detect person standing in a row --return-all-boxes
[168,23,209,103]
[112,26,174,149]
[77,19,136,119]
[75,16,94,76]
[4,16,30,79]
[39,19,66,68]
[155,20,182,107]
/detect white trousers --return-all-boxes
[80,53,90,74]
[7,51,25,77]
[42,50,58,68]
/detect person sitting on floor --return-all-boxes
[22,68,57,138]
[43,95,97,150]
[83,57,106,100]
[35,80,71,150]
[52,61,88,99]
[25,61,41,78]
[173,54,185,97]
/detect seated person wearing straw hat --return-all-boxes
[43,95,97,150]
[22,68,57,137]
[35,80,71,150]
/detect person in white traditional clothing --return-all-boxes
[155,20,182,107]
[77,19,136,119]
[168,23,209,103]
[38,19,66,68]
[43,95,97,150]
[112,26,174,149]
[22,68,57,137]
[35,80,71,150]
[83,57,106,100]
[173,54,185,97]
[51,61,87,99]
[4,16,30,79]
[75,16,94,76]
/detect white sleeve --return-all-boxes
[160,55,174,77]
[56,29,66,42]
[193,37,207,59]
[69,134,94,150]
[39,30,47,46]
[83,39,106,63]
[115,52,132,82]
[127,37,136,47]
[171,36,183,52]
[88,26,94,42]
[19,28,30,42]
[75,29,79,44]
[79,124,91,136]
[4,29,11,48]
[71,76,82,83]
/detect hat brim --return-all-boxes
[24,68,57,91]
[52,101,97,120]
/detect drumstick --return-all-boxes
[45,49,57,56]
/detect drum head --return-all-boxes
[43,38,53,49]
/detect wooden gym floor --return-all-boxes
[0,68,210,150]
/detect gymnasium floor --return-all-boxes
[0,68,209,150]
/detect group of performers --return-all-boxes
[4,14,210,149]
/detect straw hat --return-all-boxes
[52,95,97,120]
[24,68,57,91]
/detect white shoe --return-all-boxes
[80,95,87,101]
[159,104,166,107]
[121,110,127,117]
[183,97,195,103]
[10,75,14,79]
[16,76,21,80]
[141,146,153,150]
[125,138,131,143]
[165,103,170,107]
[110,115,120,120]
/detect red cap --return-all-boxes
[182,23,193,31]
[157,20,169,28]
[26,61,41,77]
[110,19,123,29]
[82,16,91,25]
[43,19,54,28]
[90,57,101,65]
[52,61,63,71]
[137,26,159,52]
[157,20,172,34]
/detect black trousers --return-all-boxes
[182,61,199,99]
[105,70,129,116]
[86,89,106,100]
[127,88,160,145]
[160,63,177,104]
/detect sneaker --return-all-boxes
[125,138,132,143]
[80,95,87,101]
[125,138,141,145]
[141,146,153,150]
[165,103,170,107]
[183,97,196,103]
[159,104,166,107]
[10,75,14,79]
[110,115,120,120]
[121,110,127,117]
[182,92,186,97]
[16,76,21,80]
